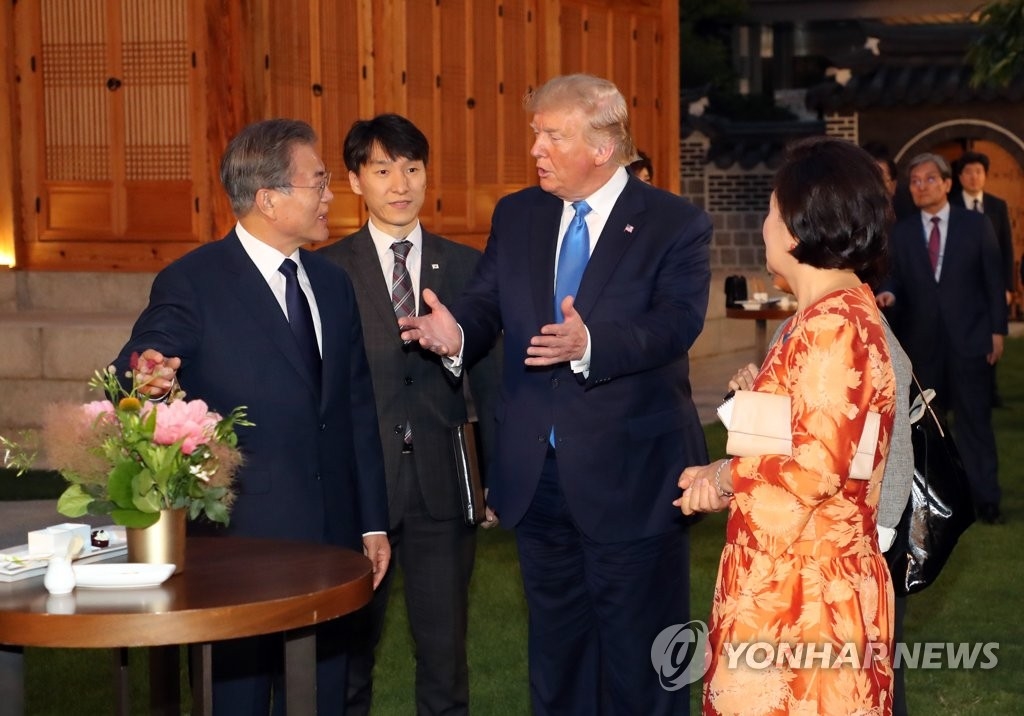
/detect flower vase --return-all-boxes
[126,509,187,574]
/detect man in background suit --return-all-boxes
[321,114,498,715]
[400,74,713,715]
[878,152,1007,525]
[951,151,1014,304]
[118,118,390,714]
[951,150,1014,407]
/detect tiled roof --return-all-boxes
[683,114,825,170]
[806,62,1024,113]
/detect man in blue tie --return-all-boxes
[400,74,713,715]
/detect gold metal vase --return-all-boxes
[126,508,187,574]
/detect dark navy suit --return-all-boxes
[455,176,712,714]
[116,230,388,714]
[884,206,1007,509]
[950,190,1014,294]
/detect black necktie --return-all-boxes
[278,258,321,384]
[973,198,982,212]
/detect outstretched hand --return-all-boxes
[398,289,463,357]
[525,296,588,366]
[133,349,181,398]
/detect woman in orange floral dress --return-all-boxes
[676,137,897,715]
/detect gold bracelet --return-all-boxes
[713,459,734,498]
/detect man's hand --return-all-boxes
[398,289,463,357]
[524,296,587,366]
[362,533,391,590]
[133,349,181,398]
[481,488,499,529]
[988,333,1005,365]
[875,291,895,308]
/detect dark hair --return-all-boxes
[861,141,897,183]
[956,150,990,175]
[627,151,653,180]
[220,119,317,216]
[343,114,429,173]
[774,137,892,286]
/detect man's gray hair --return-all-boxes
[220,119,318,216]
[525,74,637,166]
[907,152,952,180]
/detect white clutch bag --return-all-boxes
[719,390,879,479]
[719,390,792,457]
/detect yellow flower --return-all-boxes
[118,396,143,412]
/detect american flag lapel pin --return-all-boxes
[624,224,634,234]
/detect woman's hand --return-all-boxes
[674,460,733,516]
[727,363,759,393]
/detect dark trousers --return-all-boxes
[915,350,1000,507]
[347,452,476,716]
[515,448,690,716]
[210,619,348,715]
[892,594,908,716]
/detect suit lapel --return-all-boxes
[420,231,446,311]
[346,228,401,337]
[223,234,321,397]
[940,209,965,283]
[573,182,645,321]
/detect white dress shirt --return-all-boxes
[235,222,323,354]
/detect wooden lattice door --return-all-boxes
[15,0,207,269]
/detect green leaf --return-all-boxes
[107,460,143,508]
[131,470,163,512]
[111,509,160,529]
[56,484,93,517]
[203,499,230,526]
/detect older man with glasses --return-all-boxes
[877,152,1007,526]
[114,118,390,714]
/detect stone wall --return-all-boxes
[0,271,152,437]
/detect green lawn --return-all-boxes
[13,336,1024,714]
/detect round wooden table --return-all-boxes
[0,536,373,715]
[726,306,796,360]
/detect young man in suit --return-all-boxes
[877,152,1007,525]
[320,114,498,715]
[400,74,713,715]
[117,118,390,714]
[951,151,1014,406]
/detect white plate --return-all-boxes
[73,563,176,589]
[736,298,782,310]
[0,526,127,582]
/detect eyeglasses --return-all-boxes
[909,174,943,189]
[279,171,331,198]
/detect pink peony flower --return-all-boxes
[150,399,222,455]
[81,400,116,423]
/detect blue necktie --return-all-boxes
[279,258,321,385]
[554,201,592,322]
[550,201,592,446]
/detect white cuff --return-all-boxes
[877,525,896,553]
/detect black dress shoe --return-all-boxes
[978,503,1003,525]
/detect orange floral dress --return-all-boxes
[704,285,896,716]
